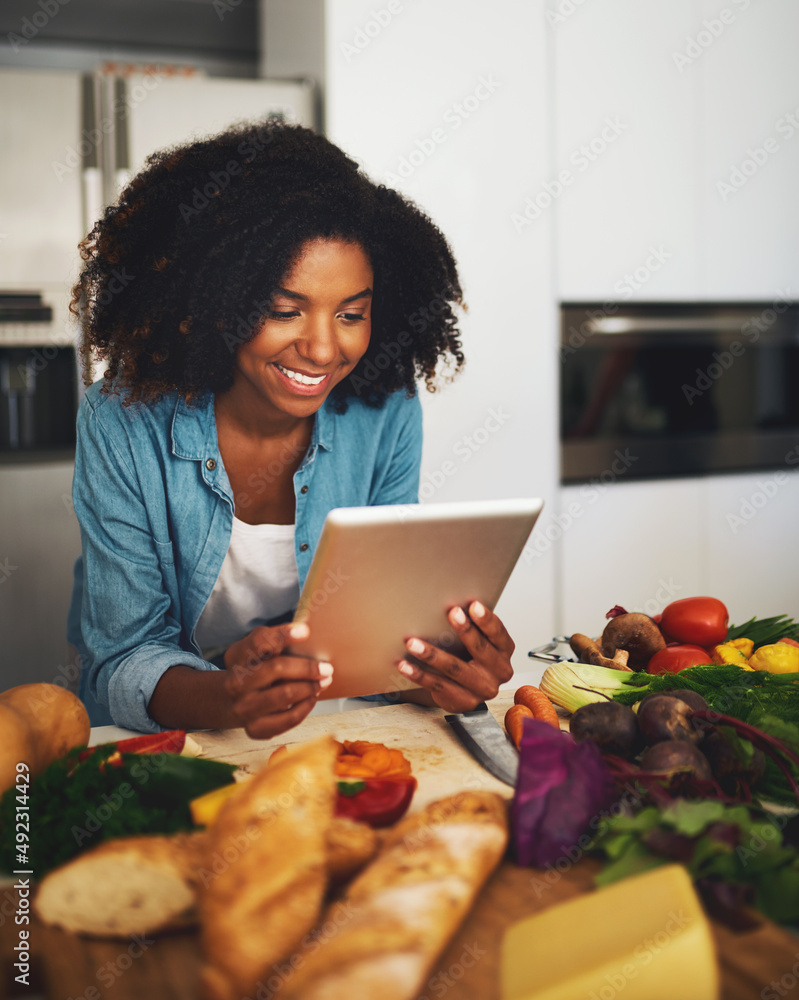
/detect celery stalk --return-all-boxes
[540,663,649,714]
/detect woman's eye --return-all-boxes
[268,310,299,320]
[340,313,366,323]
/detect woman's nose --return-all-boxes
[296,315,337,366]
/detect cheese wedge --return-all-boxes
[502,864,719,1000]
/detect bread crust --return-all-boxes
[33,831,208,937]
[198,736,339,1000]
[277,790,509,1000]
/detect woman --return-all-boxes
[68,120,515,735]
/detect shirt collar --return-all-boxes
[170,393,336,459]
[171,394,217,461]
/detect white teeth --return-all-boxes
[275,364,326,386]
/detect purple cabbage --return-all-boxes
[511,718,619,868]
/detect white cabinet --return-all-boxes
[558,471,799,637]
[699,0,799,299]
[554,0,799,301]
[553,0,700,301]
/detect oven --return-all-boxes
[560,301,799,482]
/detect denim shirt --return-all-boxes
[67,380,422,732]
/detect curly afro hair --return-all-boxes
[72,119,465,410]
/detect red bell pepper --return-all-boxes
[335,776,417,828]
[78,730,187,764]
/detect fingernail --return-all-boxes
[318,661,333,678]
[398,660,416,677]
[450,606,467,625]
[406,638,425,655]
[290,623,309,640]
[319,675,333,689]
[471,601,486,618]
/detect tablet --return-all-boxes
[290,497,543,700]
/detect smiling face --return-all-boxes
[227,238,373,427]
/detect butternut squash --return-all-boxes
[0,684,90,796]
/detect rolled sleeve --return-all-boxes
[106,645,217,734]
[73,395,213,732]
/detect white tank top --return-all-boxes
[194,517,300,656]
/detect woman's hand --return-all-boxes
[396,601,515,712]
[223,622,333,739]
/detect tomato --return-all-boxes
[779,637,799,649]
[335,776,417,828]
[659,597,729,647]
[646,644,713,675]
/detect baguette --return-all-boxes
[198,736,339,1000]
[33,831,207,937]
[277,790,509,1000]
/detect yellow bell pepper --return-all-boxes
[190,780,240,826]
[748,642,799,674]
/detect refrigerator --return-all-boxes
[0,67,316,692]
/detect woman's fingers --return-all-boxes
[397,602,515,711]
[239,696,319,740]
[460,601,516,659]
[221,621,334,738]
[224,621,309,671]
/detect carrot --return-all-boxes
[514,684,560,730]
[505,704,534,748]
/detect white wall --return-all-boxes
[324,0,559,673]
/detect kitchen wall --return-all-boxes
[2,0,798,695]
[320,0,560,679]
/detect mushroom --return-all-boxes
[569,633,632,672]
[600,612,666,671]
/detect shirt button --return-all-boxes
[300,542,309,552]
[205,458,217,471]
[300,485,309,494]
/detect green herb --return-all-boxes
[612,664,799,727]
[337,779,366,796]
[0,746,236,877]
[727,615,799,649]
[590,799,799,924]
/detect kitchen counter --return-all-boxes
[3,693,798,1000]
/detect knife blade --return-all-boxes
[444,702,518,787]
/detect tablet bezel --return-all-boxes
[290,497,543,700]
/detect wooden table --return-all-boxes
[3,693,798,1000]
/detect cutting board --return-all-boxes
[190,692,522,811]
[3,693,798,1000]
